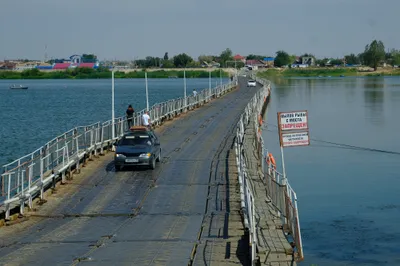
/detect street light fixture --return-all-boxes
[225,60,242,79]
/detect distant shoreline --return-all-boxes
[0,69,231,80]
[257,67,400,78]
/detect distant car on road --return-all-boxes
[114,126,161,171]
[247,80,257,87]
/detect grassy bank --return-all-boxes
[258,68,400,78]
[0,68,230,80]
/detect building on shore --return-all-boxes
[263,57,275,67]
[233,54,246,64]
[245,59,269,69]
[0,61,17,70]
[0,55,100,71]
[37,54,100,70]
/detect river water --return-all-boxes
[0,78,227,167]
[263,77,400,265]
[1,77,399,264]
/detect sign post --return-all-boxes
[277,110,310,184]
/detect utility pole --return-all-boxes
[111,70,115,143]
[184,68,187,106]
[209,68,211,89]
[145,71,149,111]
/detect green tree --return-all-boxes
[187,60,201,67]
[96,66,110,72]
[274,51,290,67]
[134,59,146,68]
[300,53,316,60]
[246,54,265,60]
[161,59,174,68]
[357,53,365,65]
[344,54,360,65]
[316,58,329,66]
[329,58,344,66]
[198,55,214,64]
[82,54,97,63]
[134,57,161,68]
[393,51,400,66]
[288,55,297,65]
[386,49,400,66]
[219,48,233,66]
[173,53,193,67]
[363,40,385,70]
[21,68,41,78]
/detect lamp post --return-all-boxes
[111,69,115,140]
[145,71,149,111]
[226,60,241,79]
[184,68,187,106]
[220,68,222,87]
[111,69,115,151]
[209,68,211,90]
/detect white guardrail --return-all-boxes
[0,79,238,219]
[235,72,304,263]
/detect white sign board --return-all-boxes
[278,111,308,131]
[281,131,310,147]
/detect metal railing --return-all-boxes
[235,72,304,263]
[262,157,304,261]
[234,76,269,264]
[0,79,238,219]
[255,70,304,261]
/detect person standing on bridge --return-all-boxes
[126,105,135,128]
[193,89,198,97]
[142,111,151,128]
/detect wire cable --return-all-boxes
[263,123,400,156]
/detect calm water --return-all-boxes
[0,78,227,167]
[262,77,400,265]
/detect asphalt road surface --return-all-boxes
[0,77,262,266]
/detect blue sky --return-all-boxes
[0,0,398,61]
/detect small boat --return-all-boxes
[10,85,28,90]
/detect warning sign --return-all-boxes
[278,111,308,131]
[281,131,310,147]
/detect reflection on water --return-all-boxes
[344,78,357,104]
[0,78,226,166]
[362,77,385,89]
[362,78,385,126]
[363,90,384,125]
[263,76,400,266]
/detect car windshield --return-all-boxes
[119,135,151,146]
[249,80,255,82]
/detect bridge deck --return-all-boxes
[243,120,296,265]
[0,78,260,265]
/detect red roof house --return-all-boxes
[233,54,245,63]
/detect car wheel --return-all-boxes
[156,149,161,162]
[150,157,156,170]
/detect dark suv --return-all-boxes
[114,126,161,170]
